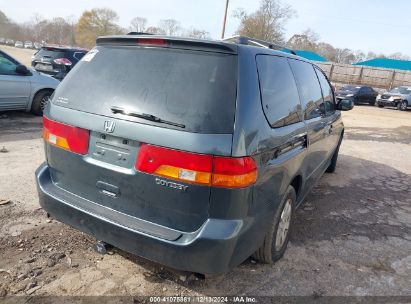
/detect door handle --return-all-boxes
[324,123,333,134]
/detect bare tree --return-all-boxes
[353,50,366,63]
[146,26,165,35]
[234,0,296,44]
[158,19,181,36]
[388,52,410,60]
[287,28,319,51]
[334,48,356,64]
[130,17,147,33]
[184,27,210,39]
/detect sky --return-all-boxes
[1,0,411,57]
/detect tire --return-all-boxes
[398,100,408,111]
[253,186,296,264]
[378,104,384,108]
[326,133,343,173]
[31,90,53,116]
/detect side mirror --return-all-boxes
[15,64,30,75]
[337,99,354,111]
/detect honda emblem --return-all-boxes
[104,121,116,133]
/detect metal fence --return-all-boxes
[315,62,411,90]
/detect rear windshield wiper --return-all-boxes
[110,106,185,129]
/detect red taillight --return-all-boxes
[53,58,72,66]
[136,144,212,185]
[43,116,89,155]
[136,144,257,188]
[212,156,257,188]
[136,38,168,46]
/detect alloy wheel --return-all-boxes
[275,198,292,251]
[40,95,50,111]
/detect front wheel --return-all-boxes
[31,90,52,116]
[253,186,296,264]
[397,100,408,111]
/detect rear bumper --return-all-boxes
[35,163,252,274]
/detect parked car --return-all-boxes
[0,49,59,115]
[376,86,411,111]
[5,39,14,46]
[35,35,352,275]
[14,41,23,48]
[31,46,88,80]
[24,41,34,49]
[335,85,378,105]
[34,42,42,50]
[0,38,5,45]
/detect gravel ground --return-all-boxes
[0,106,410,300]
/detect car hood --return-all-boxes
[29,68,60,88]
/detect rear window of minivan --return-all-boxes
[52,45,238,134]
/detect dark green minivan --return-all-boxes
[35,35,353,274]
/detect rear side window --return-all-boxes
[52,46,238,134]
[0,52,18,75]
[315,67,335,115]
[256,55,302,128]
[73,52,86,61]
[289,59,325,120]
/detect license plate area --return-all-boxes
[89,132,139,169]
[35,63,53,71]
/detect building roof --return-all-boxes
[354,58,411,71]
[282,49,328,62]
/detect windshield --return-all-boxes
[389,87,411,95]
[340,85,360,92]
[52,45,238,134]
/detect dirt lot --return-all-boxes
[0,45,36,66]
[0,106,410,299]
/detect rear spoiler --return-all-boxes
[96,35,238,54]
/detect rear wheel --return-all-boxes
[253,186,296,264]
[31,90,52,116]
[398,100,408,111]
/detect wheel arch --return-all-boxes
[29,88,55,111]
[290,175,302,200]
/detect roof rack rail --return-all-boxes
[222,35,297,55]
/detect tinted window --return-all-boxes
[289,59,325,120]
[35,48,66,60]
[52,46,238,134]
[256,55,302,128]
[341,85,360,92]
[315,68,335,114]
[0,52,18,75]
[389,87,411,94]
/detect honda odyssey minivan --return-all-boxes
[36,35,353,274]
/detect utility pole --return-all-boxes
[221,0,229,39]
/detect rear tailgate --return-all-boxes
[45,38,238,233]
[32,47,66,75]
